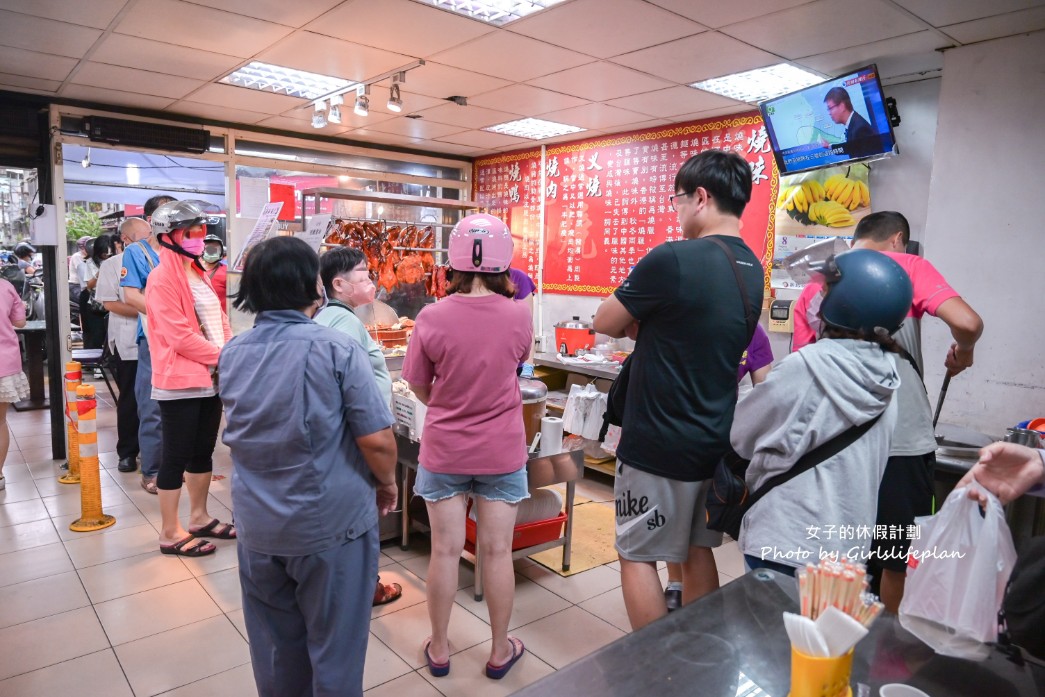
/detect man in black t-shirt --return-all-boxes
[594,151,765,630]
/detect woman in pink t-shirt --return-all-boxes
[0,280,29,490]
[403,214,533,681]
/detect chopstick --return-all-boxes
[798,557,883,628]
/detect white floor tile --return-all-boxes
[0,649,133,697]
[0,607,110,681]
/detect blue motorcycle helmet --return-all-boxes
[819,249,913,336]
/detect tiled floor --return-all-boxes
[0,382,749,696]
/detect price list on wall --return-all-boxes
[474,112,779,297]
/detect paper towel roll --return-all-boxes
[539,416,564,456]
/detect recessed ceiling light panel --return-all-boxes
[221,61,355,100]
[483,118,585,140]
[423,0,565,26]
[690,63,826,104]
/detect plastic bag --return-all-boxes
[898,479,1017,660]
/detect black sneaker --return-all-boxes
[665,587,682,612]
[117,457,138,473]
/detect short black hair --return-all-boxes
[144,195,176,219]
[824,86,854,111]
[673,150,752,218]
[233,236,320,314]
[320,246,366,295]
[854,211,910,247]
[91,234,117,265]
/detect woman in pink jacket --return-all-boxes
[145,200,234,557]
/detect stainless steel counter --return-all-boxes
[534,352,622,381]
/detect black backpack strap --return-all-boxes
[743,412,883,514]
[706,236,757,343]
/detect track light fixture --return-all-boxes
[387,72,405,112]
[305,59,424,120]
[312,101,327,128]
[354,85,370,117]
[328,94,343,124]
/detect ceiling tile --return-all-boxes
[187,0,344,27]
[431,30,594,82]
[609,118,673,132]
[468,84,589,115]
[0,46,77,82]
[611,32,781,85]
[60,85,176,111]
[0,73,61,93]
[366,117,468,140]
[417,140,488,157]
[538,103,654,130]
[374,62,510,100]
[257,31,416,83]
[185,83,306,113]
[166,101,273,125]
[414,104,523,129]
[71,62,206,101]
[670,106,753,123]
[0,10,102,58]
[940,6,1045,44]
[341,128,426,148]
[508,0,705,59]
[891,0,1044,27]
[308,0,495,56]
[91,35,244,82]
[606,85,745,118]
[721,0,927,60]
[795,31,952,76]
[115,0,294,58]
[646,0,817,29]
[433,130,531,150]
[527,62,673,101]
[364,90,450,117]
[0,0,127,30]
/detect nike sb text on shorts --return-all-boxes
[614,459,723,563]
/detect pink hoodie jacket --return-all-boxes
[145,245,232,391]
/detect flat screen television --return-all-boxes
[759,64,897,175]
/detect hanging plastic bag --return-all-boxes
[898,479,1017,660]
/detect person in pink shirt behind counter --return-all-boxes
[789,211,983,613]
[0,279,30,491]
[403,213,532,682]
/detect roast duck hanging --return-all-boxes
[324,220,447,298]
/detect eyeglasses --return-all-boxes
[668,192,693,211]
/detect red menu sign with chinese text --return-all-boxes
[473,112,777,296]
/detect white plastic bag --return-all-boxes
[898,479,1017,660]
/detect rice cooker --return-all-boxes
[519,378,548,446]
[554,316,595,356]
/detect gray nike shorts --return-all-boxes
[613,460,723,564]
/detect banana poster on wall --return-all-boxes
[770,163,870,289]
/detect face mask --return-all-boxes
[180,237,205,256]
[346,278,376,307]
[202,251,222,263]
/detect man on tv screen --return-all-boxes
[823,86,878,158]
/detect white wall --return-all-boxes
[872,78,942,247]
[920,30,1045,436]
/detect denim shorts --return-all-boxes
[413,464,530,504]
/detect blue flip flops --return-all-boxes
[485,637,525,680]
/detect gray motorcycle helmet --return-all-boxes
[149,200,220,239]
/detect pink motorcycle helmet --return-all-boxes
[448,213,513,273]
